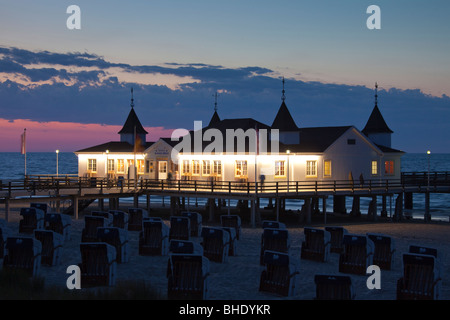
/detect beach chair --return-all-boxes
[301,227,331,262]
[0,219,9,259]
[201,227,230,263]
[409,245,438,258]
[19,207,45,234]
[222,227,237,256]
[109,210,129,230]
[397,253,441,300]
[367,233,396,270]
[91,211,113,226]
[169,240,204,255]
[260,228,290,265]
[81,215,107,242]
[314,274,355,300]
[3,237,42,277]
[128,207,148,231]
[325,226,348,254]
[30,203,48,214]
[167,253,210,300]
[97,227,129,263]
[181,211,202,237]
[339,234,374,275]
[44,213,72,241]
[34,230,63,266]
[220,215,242,240]
[262,220,286,229]
[259,250,300,297]
[169,216,190,241]
[139,218,169,256]
[79,242,117,287]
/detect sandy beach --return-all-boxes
[1,203,449,301]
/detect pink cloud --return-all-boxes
[0,118,176,152]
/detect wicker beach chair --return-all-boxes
[169,216,190,241]
[167,254,210,300]
[97,227,129,263]
[314,274,355,300]
[128,207,148,231]
[181,211,202,237]
[259,250,300,297]
[222,227,237,256]
[3,237,42,277]
[338,234,374,275]
[260,228,290,265]
[30,203,48,214]
[19,207,44,234]
[139,218,169,256]
[301,227,331,262]
[201,227,230,263]
[79,242,117,287]
[169,240,204,255]
[325,226,348,254]
[397,253,441,300]
[220,215,242,240]
[109,210,129,230]
[91,211,113,226]
[81,215,106,242]
[367,233,396,270]
[34,230,63,266]
[44,213,72,242]
[262,220,286,229]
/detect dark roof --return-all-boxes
[118,108,148,135]
[375,144,405,154]
[208,111,221,126]
[281,126,352,153]
[362,105,393,135]
[75,141,154,153]
[206,118,271,132]
[271,101,299,131]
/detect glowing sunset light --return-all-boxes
[0,118,176,152]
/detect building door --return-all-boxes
[158,161,168,180]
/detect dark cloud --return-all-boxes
[0,46,449,153]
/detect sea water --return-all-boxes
[0,152,449,221]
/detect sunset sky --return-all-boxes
[0,0,449,153]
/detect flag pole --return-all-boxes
[22,128,27,177]
[134,125,137,189]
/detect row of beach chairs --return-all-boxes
[258,221,442,300]
[0,203,72,278]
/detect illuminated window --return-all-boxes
[117,159,125,173]
[127,159,134,168]
[275,161,285,177]
[324,160,332,177]
[235,160,248,177]
[107,159,114,172]
[182,160,190,174]
[385,160,394,175]
[213,160,222,175]
[192,160,200,175]
[306,160,317,177]
[371,160,378,175]
[137,159,145,174]
[202,160,211,175]
[88,159,97,172]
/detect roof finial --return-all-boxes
[281,77,286,102]
[130,87,134,108]
[375,82,378,106]
[213,92,219,112]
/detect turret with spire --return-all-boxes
[208,92,221,126]
[271,77,300,144]
[118,88,148,147]
[362,83,393,148]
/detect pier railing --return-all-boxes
[0,172,448,199]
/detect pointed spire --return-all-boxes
[130,87,134,108]
[281,77,286,102]
[214,92,219,112]
[209,92,221,127]
[375,82,378,106]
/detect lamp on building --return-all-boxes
[55,149,59,177]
